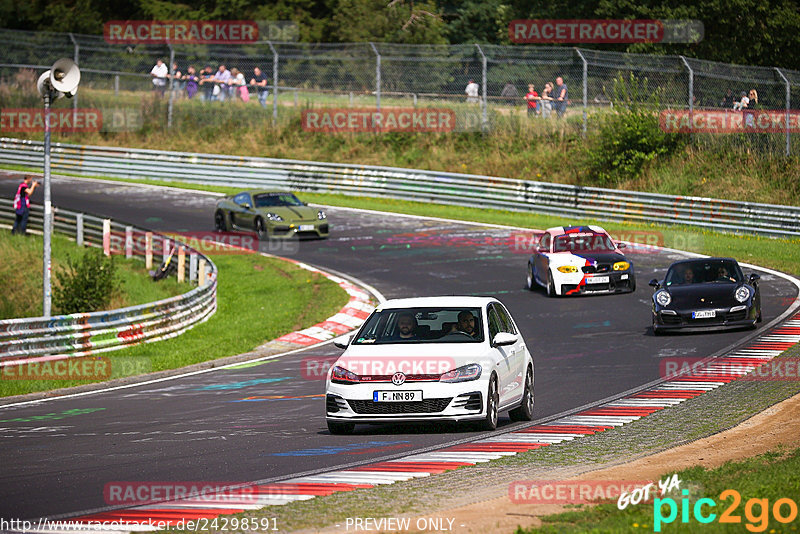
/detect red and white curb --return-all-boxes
[33,313,798,533]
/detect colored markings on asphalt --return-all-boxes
[51,313,800,532]
[196,377,291,391]
[0,407,105,423]
[232,394,325,402]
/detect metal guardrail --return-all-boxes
[0,197,217,363]
[1,137,799,237]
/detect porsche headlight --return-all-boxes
[557,265,579,273]
[266,212,283,222]
[613,261,630,271]
[317,210,327,220]
[735,286,750,303]
[655,290,671,307]
[440,364,482,383]
[331,365,360,384]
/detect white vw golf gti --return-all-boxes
[325,296,534,434]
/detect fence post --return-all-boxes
[198,258,207,287]
[190,252,198,281]
[68,33,79,122]
[267,41,279,122]
[177,246,185,282]
[775,68,791,157]
[163,237,170,263]
[145,232,153,269]
[114,74,119,96]
[679,56,694,141]
[167,43,175,129]
[575,48,588,138]
[125,225,133,258]
[369,42,381,110]
[76,213,84,246]
[475,44,488,131]
[102,219,111,256]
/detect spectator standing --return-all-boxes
[215,65,232,101]
[11,175,38,235]
[170,62,183,97]
[185,66,199,99]
[199,66,215,101]
[540,82,554,118]
[465,79,479,104]
[150,59,168,96]
[720,89,734,108]
[744,89,759,128]
[250,67,269,108]
[555,76,568,118]
[524,84,539,117]
[229,68,248,102]
[501,82,518,105]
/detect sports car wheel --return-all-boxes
[652,321,663,336]
[630,276,636,292]
[327,421,355,435]
[526,264,535,291]
[478,376,499,431]
[757,309,763,323]
[509,365,534,422]
[254,217,267,240]
[546,271,557,298]
[214,210,228,232]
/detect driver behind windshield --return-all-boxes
[393,313,419,340]
[450,311,478,338]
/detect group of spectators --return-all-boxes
[150,59,270,107]
[721,88,759,111]
[468,77,570,118]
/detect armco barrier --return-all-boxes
[1,137,799,237]
[0,198,217,364]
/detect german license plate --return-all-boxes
[692,310,716,319]
[373,390,422,402]
[299,225,315,231]
[586,276,610,284]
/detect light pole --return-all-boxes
[36,58,80,318]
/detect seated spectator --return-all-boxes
[720,89,734,109]
[733,91,749,111]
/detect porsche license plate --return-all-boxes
[299,225,315,231]
[373,391,422,402]
[692,310,716,319]
[586,276,610,284]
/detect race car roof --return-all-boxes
[546,225,608,236]
[376,296,498,310]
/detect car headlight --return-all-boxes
[331,365,360,384]
[440,363,482,383]
[735,286,750,303]
[557,265,578,273]
[655,290,671,307]
[317,210,327,220]
[613,261,630,271]
[266,212,283,222]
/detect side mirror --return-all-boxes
[749,273,761,283]
[617,242,627,249]
[537,245,548,253]
[242,203,252,210]
[492,332,517,347]
[333,334,352,349]
[649,279,660,289]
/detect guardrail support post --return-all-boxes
[575,48,588,138]
[267,41,279,122]
[198,258,207,287]
[145,232,153,269]
[76,213,84,246]
[775,68,791,157]
[177,246,185,282]
[190,252,198,281]
[369,42,381,111]
[102,219,111,256]
[125,226,133,258]
[162,237,170,263]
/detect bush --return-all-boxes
[53,248,120,315]
[587,73,685,186]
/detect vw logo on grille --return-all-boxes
[392,372,406,386]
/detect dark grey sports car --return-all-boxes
[214,191,329,239]
[650,257,762,335]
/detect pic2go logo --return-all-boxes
[653,489,799,532]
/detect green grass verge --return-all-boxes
[0,251,350,397]
[520,446,800,533]
[6,166,797,278]
[0,230,186,319]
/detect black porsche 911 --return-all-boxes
[650,258,762,335]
